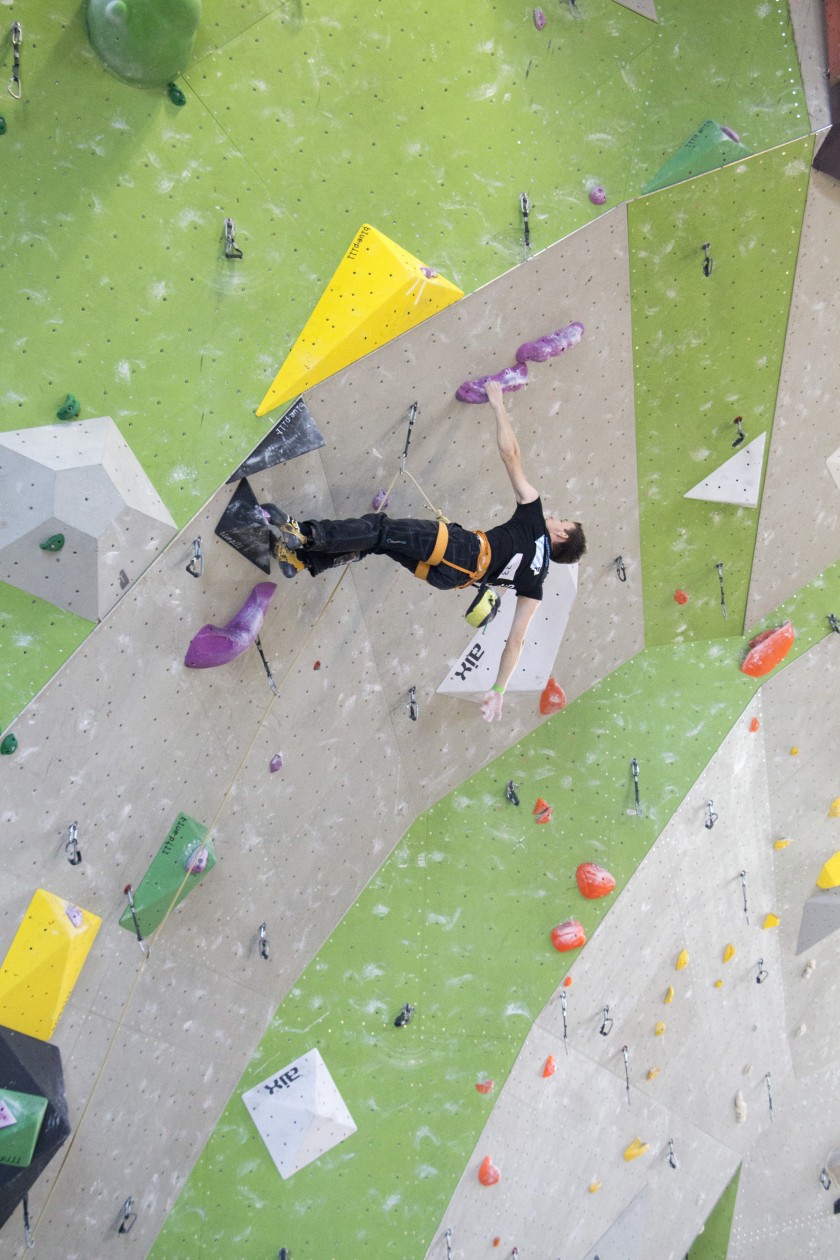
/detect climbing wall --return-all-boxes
[745,154,840,627]
[0,0,835,1257]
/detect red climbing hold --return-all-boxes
[543,1054,557,1078]
[551,919,586,952]
[674,589,689,605]
[576,862,616,900]
[475,1079,495,1095]
[540,677,567,715]
[740,621,794,677]
[749,717,760,733]
[533,798,553,824]
[478,1155,501,1186]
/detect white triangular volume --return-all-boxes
[683,432,767,508]
[242,1048,357,1179]
[582,1187,649,1260]
[437,561,578,697]
[612,0,658,21]
[824,444,840,493]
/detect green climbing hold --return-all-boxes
[0,117,7,136]
[167,81,187,106]
[1,734,18,755]
[56,394,80,421]
[85,0,201,89]
[39,534,65,553]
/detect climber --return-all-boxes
[265,380,585,722]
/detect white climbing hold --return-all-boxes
[802,958,816,979]
[734,1090,747,1124]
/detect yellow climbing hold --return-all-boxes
[774,839,792,850]
[675,949,689,971]
[723,944,735,963]
[664,985,674,1004]
[0,889,101,1039]
[829,798,840,818]
[646,1067,660,1080]
[256,224,463,415]
[817,852,840,889]
[714,979,723,988]
[763,913,780,929]
[655,1021,666,1036]
[624,1139,650,1162]
[588,1181,602,1194]
[790,746,798,756]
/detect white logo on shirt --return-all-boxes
[531,535,547,575]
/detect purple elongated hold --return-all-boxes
[515,320,584,364]
[372,488,390,510]
[185,582,277,669]
[533,7,546,28]
[269,753,283,773]
[456,361,529,404]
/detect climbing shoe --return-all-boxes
[261,504,308,550]
[271,541,306,578]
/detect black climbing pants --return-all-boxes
[301,514,482,589]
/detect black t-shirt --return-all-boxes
[483,497,550,600]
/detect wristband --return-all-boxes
[491,684,505,695]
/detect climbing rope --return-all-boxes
[379,401,450,524]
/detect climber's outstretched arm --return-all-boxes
[480,595,540,722]
[484,379,539,505]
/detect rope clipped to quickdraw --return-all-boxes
[380,401,450,525]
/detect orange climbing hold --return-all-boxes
[740,621,794,677]
[562,975,573,987]
[674,589,689,605]
[540,677,567,715]
[576,862,616,900]
[478,1155,501,1186]
[543,1055,557,1078]
[551,919,586,952]
[749,717,760,732]
[533,798,553,824]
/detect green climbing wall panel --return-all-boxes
[686,1165,742,1260]
[630,137,812,646]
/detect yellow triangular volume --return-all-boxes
[817,851,840,888]
[257,224,463,416]
[0,889,101,1039]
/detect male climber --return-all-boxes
[266,380,586,722]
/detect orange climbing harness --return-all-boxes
[413,523,491,588]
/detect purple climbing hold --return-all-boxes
[589,185,606,205]
[184,582,277,669]
[533,8,546,28]
[372,488,390,511]
[269,754,283,773]
[456,362,529,404]
[721,126,740,142]
[515,320,584,364]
